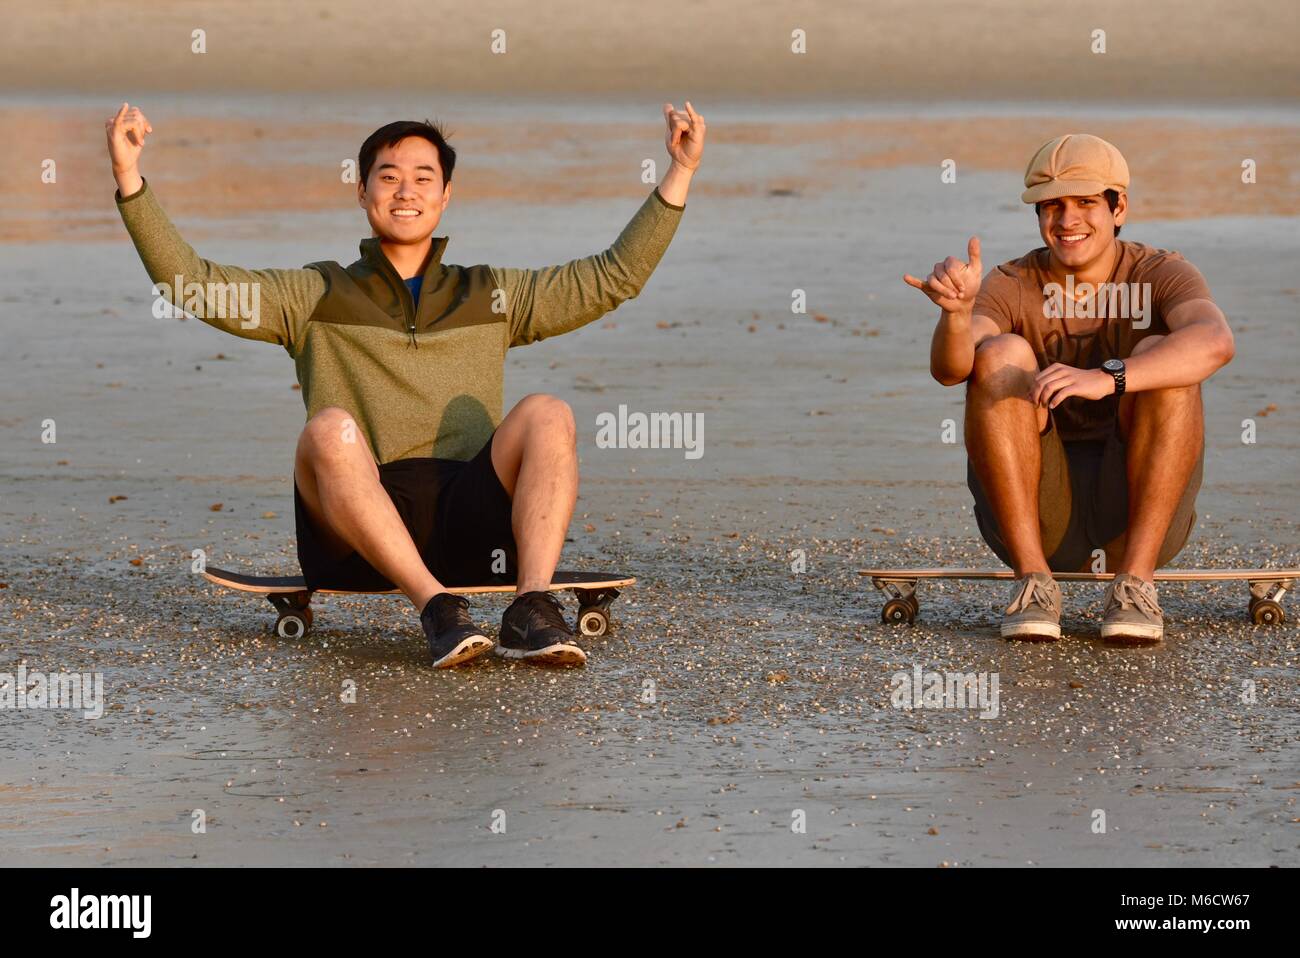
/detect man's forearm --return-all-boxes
[114,165,143,200]
[657,160,695,207]
[1124,322,1235,393]
[931,309,977,386]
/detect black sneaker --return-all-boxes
[497,591,587,666]
[421,593,493,668]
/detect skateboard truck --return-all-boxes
[1248,577,1291,626]
[872,577,919,625]
[574,587,621,638]
[267,590,314,639]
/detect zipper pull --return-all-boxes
[408,324,417,349]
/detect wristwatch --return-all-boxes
[1102,358,1126,396]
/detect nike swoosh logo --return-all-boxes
[510,623,528,639]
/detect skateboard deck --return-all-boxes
[204,566,634,639]
[861,567,1297,626]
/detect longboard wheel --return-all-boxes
[1250,599,1284,626]
[882,598,915,625]
[578,607,610,637]
[275,609,312,639]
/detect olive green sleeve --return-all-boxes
[115,179,326,353]
[497,187,685,347]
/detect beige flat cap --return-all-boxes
[1022,134,1129,204]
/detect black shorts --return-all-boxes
[967,417,1201,574]
[294,432,517,592]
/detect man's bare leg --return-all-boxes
[295,406,443,610]
[490,393,579,593]
[1115,335,1204,582]
[965,334,1052,576]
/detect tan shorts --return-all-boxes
[967,417,1202,573]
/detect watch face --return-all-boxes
[1103,359,1124,373]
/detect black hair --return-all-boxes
[1035,188,1122,237]
[358,120,456,188]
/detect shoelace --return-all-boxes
[517,591,570,632]
[432,593,474,631]
[1007,575,1060,617]
[1107,577,1163,617]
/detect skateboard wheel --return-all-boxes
[1250,599,1284,626]
[578,607,610,638]
[882,598,915,625]
[905,594,919,617]
[275,609,312,639]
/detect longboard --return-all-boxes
[203,566,634,640]
[861,567,1297,626]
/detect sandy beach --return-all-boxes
[4,104,1299,243]
[5,0,1296,103]
[0,2,1297,868]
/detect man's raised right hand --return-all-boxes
[105,102,152,196]
[903,236,982,315]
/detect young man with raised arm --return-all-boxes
[108,102,705,667]
[904,134,1233,643]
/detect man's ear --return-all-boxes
[357,180,367,209]
[1113,191,1128,227]
[442,179,452,209]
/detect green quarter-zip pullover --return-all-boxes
[116,180,684,462]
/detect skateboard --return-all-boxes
[863,568,1297,626]
[203,567,635,640]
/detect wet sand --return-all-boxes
[5,0,1296,105]
[5,102,1300,242]
[1,97,1297,866]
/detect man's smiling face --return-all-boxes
[358,136,452,246]
[1037,192,1127,270]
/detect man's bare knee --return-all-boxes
[298,407,373,472]
[1119,366,1202,440]
[515,393,576,445]
[971,334,1036,382]
[968,334,1037,403]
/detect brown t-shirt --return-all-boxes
[974,239,1215,442]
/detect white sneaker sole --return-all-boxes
[432,635,494,669]
[1100,621,1164,644]
[1001,620,1062,641]
[495,642,587,666]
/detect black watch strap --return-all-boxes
[1104,361,1126,396]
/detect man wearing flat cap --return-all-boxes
[905,134,1235,643]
